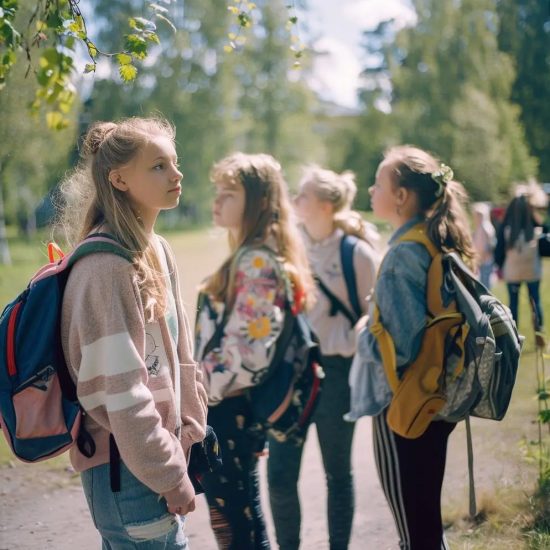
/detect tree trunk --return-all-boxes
[0,181,11,265]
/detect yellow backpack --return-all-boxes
[370,224,469,439]
[371,223,523,517]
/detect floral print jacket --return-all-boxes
[195,247,287,405]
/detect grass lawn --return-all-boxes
[0,226,549,548]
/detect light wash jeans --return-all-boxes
[478,261,494,289]
[80,461,189,549]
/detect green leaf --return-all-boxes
[46,11,63,29]
[117,53,133,65]
[84,63,96,73]
[119,63,138,82]
[124,34,148,59]
[88,43,98,59]
[128,17,155,31]
[539,410,550,424]
[40,48,60,67]
[2,50,16,66]
[145,32,160,44]
[238,12,251,27]
[68,21,81,33]
[289,16,298,24]
[46,111,67,130]
[36,67,53,86]
[0,19,20,46]
[65,36,76,50]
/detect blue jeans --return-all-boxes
[267,355,355,550]
[507,280,543,329]
[80,462,189,549]
[478,261,493,289]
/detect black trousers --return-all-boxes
[372,408,456,550]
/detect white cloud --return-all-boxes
[309,37,362,109]
[342,0,417,31]
[306,0,417,108]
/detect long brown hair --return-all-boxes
[383,145,475,263]
[203,152,314,310]
[299,165,376,245]
[58,117,175,321]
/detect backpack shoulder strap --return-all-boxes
[68,234,134,268]
[314,275,358,326]
[397,224,439,259]
[200,245,295,361]
[369,223,441,392]
[340,234,362,321]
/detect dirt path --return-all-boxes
[0,419,398,550]
[1,399,537,550]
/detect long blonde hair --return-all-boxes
[203,152,314,310]
[58,117,175,321]
[300,166,377,245]
[383,145,476,264]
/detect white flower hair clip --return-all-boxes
[431,164,454,197]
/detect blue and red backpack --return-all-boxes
[0,234,132,462]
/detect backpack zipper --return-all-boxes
[6,302,22,376]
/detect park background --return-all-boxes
[0,1,549,548]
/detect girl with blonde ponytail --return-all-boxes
[267,166,379,550]
[59,117,208,548]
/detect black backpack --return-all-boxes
[198,245,325,446]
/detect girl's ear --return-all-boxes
[109,169,128,192]
[320,200,335,216]
[395,186,409,207]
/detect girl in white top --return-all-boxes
[267,166,379,550]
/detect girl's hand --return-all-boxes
[162,473,196,515]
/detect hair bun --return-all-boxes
[81,122,117,156]
[340,170,357,209]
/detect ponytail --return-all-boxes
[384,145,476,264]
[427,180,476,265]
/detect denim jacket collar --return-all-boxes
[388,215,426,246]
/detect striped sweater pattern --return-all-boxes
[61,235,208,495]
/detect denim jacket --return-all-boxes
[346,216,432,421]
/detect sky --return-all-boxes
[304,0,416,109]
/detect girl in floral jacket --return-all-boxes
[194,153,314,549]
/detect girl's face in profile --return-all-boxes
[212,179,246,231]
[111,135,183,220]
[294,182,330,225]
[369,161,400,221]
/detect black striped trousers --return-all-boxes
[372,409,455,550]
